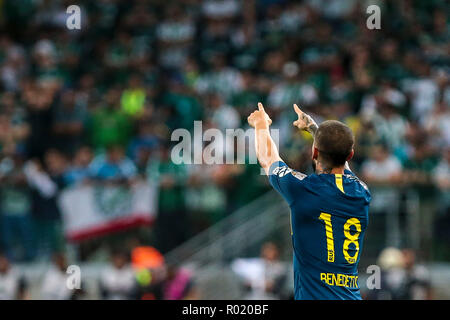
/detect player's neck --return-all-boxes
[330,167,345,175]
[316,162,345,175]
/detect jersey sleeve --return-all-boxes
[268,161,307,205]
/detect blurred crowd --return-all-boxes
[0,0,449,274]
[232,242,291,300]
[0,240,434,300]
[0,246,198,300]
[363,247,433,300]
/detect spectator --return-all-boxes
[88,145,137,183]
[24,151,66,258]
[433,147,450,259]
[63,146,94,186]
[52,89,87,154]
[367,247,432,300]
[361,143,403,215]
[208,93,240,131]
[23,80,55,159]
[396,249,433,300]
[120,74,147,117]
[147,143,188,253]
[433,147,450,213]
[156,4,196,69]
[195,53,244,100]
[40,253,81,300]
[231,242,289,300]
[0,254,28,300]
[365,246,404,300]
[127,121,160,173]
[186,163,228,232]
[99,250,138,300]
[87,88,133,150]
[424,99,450,148]
[162,264,198,300]
[0,152,34,261]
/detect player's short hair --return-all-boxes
[314,120,354,168]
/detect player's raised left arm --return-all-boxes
[292,103,319,137]
[292,104,352,172]
[248,102,282,175]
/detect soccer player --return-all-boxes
[247,102,371,300]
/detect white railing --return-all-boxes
[164,191,290,267]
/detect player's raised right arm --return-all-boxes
[248,102,282,175]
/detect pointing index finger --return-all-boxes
[258,102,265,112]
[293,104,302,115]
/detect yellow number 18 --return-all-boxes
[318,213,361,264]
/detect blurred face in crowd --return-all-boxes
[112,253,128,269]
[402,249,416,270]
[53,253,67,272]
[372,145,389,163]
[0,92,16,114]
[241,71,254,90]
[128,74,143,89]
[61,90,76,110]
[261,242,279,262]
[444,148,450,164]
[165,4,182,21]
[45,150,67,175]
[22,80,58,111]
[0,255,10,274]
[107,146,125,163]
[79,73,95,92]
[138,122,153,137]
[211,54,226,71]
[412,143,429,162]
[0,114,11,133]
[333,102,351,119]
[34,50,54,69]
[166,265,178,280]
[352,45,370,67]
[316,23,332,43]
[379,104,396,118]
[263,50,284,74]
[433,10,447,33]
[74,147,93,167]
[137,148,151,166]
[105,88,121,109]
[380,39,398,62]
[282,62,299,82]
[208,93,223,110]
[159,144,171,161]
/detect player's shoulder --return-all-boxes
[270,161,307,180]
[344,169,370,190]
[269,161,337,186]
[343,169,372,201]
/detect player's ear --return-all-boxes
[312,147,319,160]
[346,149,354,161]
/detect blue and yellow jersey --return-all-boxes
[268,161,371,300]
